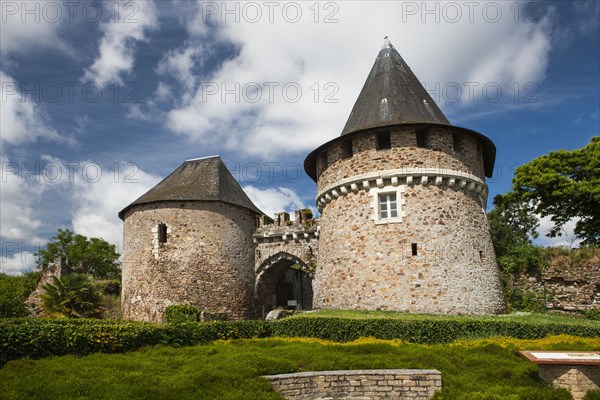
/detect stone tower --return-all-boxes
[304,39,506,314]
[119,156,261,321]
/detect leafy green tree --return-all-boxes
[36,229,121,279]
[42,274,102,318]
[0,272,40,318]
[497,243,545,275]
[487,193,539,258]
[511,136,600,246]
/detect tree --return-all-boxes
[511,136,600,246]
[487,193,539,258]
[36,229,121,279]
[0,272,40,318]
[41,273,102,318]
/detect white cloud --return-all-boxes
[83,0,159,86]
[1,153,161,268]
[243,185,306,218]
[0,153,45,243]
[0,71,73,146]
[534,216,583,248]
[39,156,161,251]
[156,44,204,90]
[0,251,38,276]
[0,2,68,57]
[150,1,554,159]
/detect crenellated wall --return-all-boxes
[254,210,320,314]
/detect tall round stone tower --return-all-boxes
[304,39,505,314]
[119,156,262,321]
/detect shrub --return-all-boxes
[42,274,102,318]
[0,318,272,366]
[164,305,201,323]
[0,272,39,318]
[508,288,546,313]
[94,279,121,295]
[498,244,545,274]
[584,391,600,400]
[100,294,121,320]
[2,315,600,367]
[585,309,600,321]
[0,319,166,366]
[271,317,600,344]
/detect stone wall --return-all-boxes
[538,365,600,400]
[313,125,505,315]
[254,211,319,315]
[315,184,504,314]
[263,369,442,400]
[512,251,600,312]
[121,201,257,321]
[254,210,319,274]
[26,257,64,317]
[317,126,485,191]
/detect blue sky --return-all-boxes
[1,0,598,274]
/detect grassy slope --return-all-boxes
[1,335,599,400]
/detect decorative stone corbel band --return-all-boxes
[316,168,488,213]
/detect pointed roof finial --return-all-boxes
[383,36,392,49]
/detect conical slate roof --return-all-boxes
[118,156,263,219]
[304,38,496,181]
[341,37,450,136]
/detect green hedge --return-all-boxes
[271,317,600,344]
[164,305,201,324]
[0,319,270,366]
[2,316,600,366]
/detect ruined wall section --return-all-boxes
[121,201,257,321]
[513,251,600,312]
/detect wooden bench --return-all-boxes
[520,351,600,400]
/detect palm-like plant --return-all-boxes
[42,274,102,318]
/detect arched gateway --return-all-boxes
[253,211,319,317]
[255,252,313,315]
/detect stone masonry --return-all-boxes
[254,210,319,316]
[121,201,258,321]
[539,365,600,400]
[512,250,600,312]
[119,39,507,321]
[263,369,442,400]
[311,125,505,314]
[26,257,65,317]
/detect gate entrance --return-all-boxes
[256,252,313,316]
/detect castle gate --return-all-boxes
[254,211,319,316]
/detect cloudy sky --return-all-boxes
[1,0,598,274]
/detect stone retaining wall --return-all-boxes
[538,365,600,400]
[263,369,442,400]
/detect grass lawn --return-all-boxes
[1,335,599,400]
[294,309,600,327]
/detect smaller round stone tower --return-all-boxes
[304,38,506,315]
[119,156,262,321]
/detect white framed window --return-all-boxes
[369,185,405,224]
[379,193,398,219]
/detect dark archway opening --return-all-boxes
[274,267,313,309]
[256,256,313,317]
